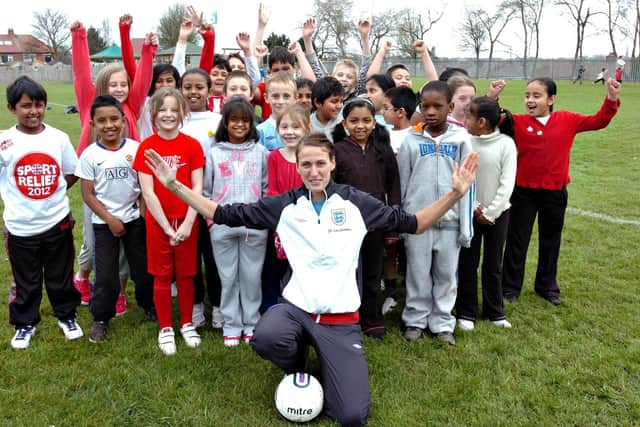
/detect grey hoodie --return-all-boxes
[203,140,269,204]
[397,123,475,247]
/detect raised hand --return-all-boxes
[236,32,252,53]
[288,41,302,55]
[254,44,269,61]
[179,19,194,42]
[258,1,270,27]
[451,152,479,197]
[358,19,370,38]
[70,21,83,32]
[186,5,203,28]
[144,149,177,188]
[146,32,159,46]
[412,40,427,54]
[302,18,316,39]
[606,77,621,100]
[488,80,506,99]
[119,14,133,26]
[199,22,213,35]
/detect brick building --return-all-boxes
[0,29,51,65]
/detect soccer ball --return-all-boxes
[274,372,324,422]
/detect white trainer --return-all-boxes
[58,318,84,340]
[211,306,224,329]
[381,297,397,315]
[180,323,201,348]
[457,319,475,331]
[224,335,240,347]
[158,327,176,355]
[11,326,36,349]
[492,319,512,328]
[192,303,205,328]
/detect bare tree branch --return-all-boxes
[31,9,70,60]
[313,0,355,58]
[458,8,487,77]
[397,5,445,58]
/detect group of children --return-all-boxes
[2,5,622,353]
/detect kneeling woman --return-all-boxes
[143,134,478,426]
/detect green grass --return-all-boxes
[0,81,639,426]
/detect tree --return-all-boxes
[87,27,108,55]
[555,0,600,70]
[369,10,401,53]
[458,9,487,77]
[396,6,445,58]
[508,0,545,78]
[528,0,545,76]
[264,33,290,51]
[313,0,354,58]
[600,0,628,56]
[633,0,639,57]
[32,9,70,60]
[157,3,196,47]
[100,18,112,45]
[477,2,517,77]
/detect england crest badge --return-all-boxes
[331,208,346,226]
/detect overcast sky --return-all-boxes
[2,0,631,59]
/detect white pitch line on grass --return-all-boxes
[567,207,640,226]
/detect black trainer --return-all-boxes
[434,331,456,346]
[89,321,108,343]
[144,308,158,322]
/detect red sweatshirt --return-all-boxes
[71,25,156,155]
[512,97,619,190]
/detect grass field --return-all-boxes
[0,79,639,426]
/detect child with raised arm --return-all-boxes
[76,96,155,342]
[302,18,373,98]
[133,88,204,355]
[252,1,316,120]
[203,98,269,346]
[136,10,201,140]
[70,19,157,312]
[398,81,474,345]
[492,78,620,305]
[229,32,262,89]
[3,76,82,349]
[366,39,438,86]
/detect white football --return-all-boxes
[274,372,324,422]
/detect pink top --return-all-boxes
[267,149,302,196]
[71,25,156,155]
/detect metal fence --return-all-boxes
[380,57,640,82]
[1,57,638,84]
